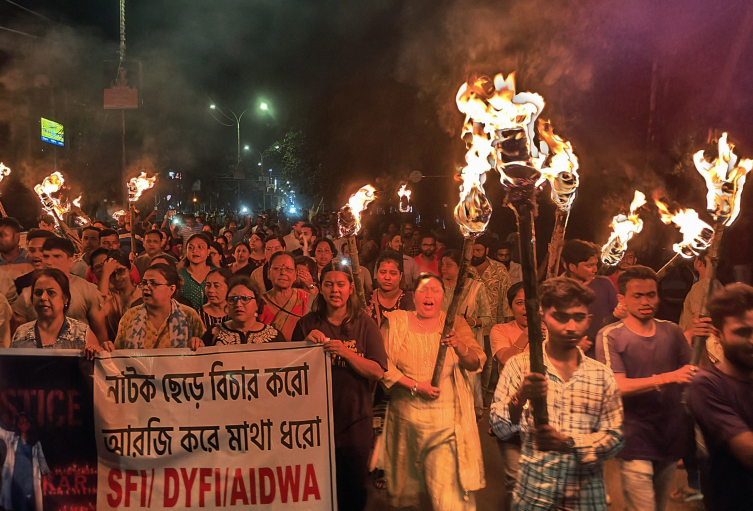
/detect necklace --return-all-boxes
[412,311,435,333]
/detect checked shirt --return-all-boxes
[490,346,624,510]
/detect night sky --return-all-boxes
[1,0,752,259]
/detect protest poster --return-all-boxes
[0,350,97,511]
[94,343,336,510]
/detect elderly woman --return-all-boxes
[203,277,284,345]
[262,252,313,341]
[381,273,485,510]
[200,268,232,329]
[114,263,205,350]
[12,269,100,351]
[292,263,388,511]
[99,250,142,341]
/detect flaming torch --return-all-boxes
[654,200,714,279]
[688,133,751,364]
[454,72,550,423]
[34,172,82,250]
[397,183,411,256]
[600,191,647,268]
[537,121,580,279]
[338,185,376,307]
[0,163,11,218]
[127,172,157,255]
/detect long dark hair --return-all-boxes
[14,412,40,445]
[312,263,361,333]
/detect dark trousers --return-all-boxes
[335,448,369,511]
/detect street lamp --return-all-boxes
[260,103,268,111]
[207,101,270,163]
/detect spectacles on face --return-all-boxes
[227,295,255,306]
[138,280,169,289]
[270,266,295,274]
[92,263,105,271]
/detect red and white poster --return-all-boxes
[93,343,337,510]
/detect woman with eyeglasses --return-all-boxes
[247,232,266,270]
[292,263,388,511]
[203,277,284,346]
[98,250,142,341]
[12,269,102,355]
[200,268,232,329]
[311,238,336,281]
[208,241,227,269]
[262,252,313,341]
[229,241,255,276]
[113,263,205,350]
[380,273,485,510]
[178,233,218,310]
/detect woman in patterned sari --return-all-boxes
[262,252,313,341]
[113,264,205,350]
[380,273,485,510]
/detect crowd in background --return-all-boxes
[0,207,750,511]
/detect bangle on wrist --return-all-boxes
[410,380,418,396]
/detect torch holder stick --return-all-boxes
[656,253,683,280]
[545,209,569,280]
[690,223,725,366]
[0,199,7,218]
[430,234,475,387]
[346,235,367,308]
[512,198,549,426]
[129,203,136,255]
[52,211,83,253]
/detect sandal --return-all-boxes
[670,486,703,502]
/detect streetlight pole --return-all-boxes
[208,104,247,163]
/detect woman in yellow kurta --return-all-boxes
[381,273,486,510]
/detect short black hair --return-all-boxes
[42,237,75,258]
[144,229,164,240]
[539,277,596,310]
[420,232,437,243]
[311,237,335,256]
[99,228,119,239]
[106,249,131,269]
[90,247,110,265]
[31,268,71,312]
[561,239,600,267]
[81,225,101,237]
[495,241,513,252]
[707,283,753,330]
[507,281,525,308]
[0,217,22,233]
[264,234,286,249]
[269,251,294,268]
[617,265,657,295]
[474,235,491,249]
[375,251,403,273]
[441,249,462,266]
[26,229,57,243]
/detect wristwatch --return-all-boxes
[410,381,418,396]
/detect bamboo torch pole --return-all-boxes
[430,235,475,386]
[545,209,568,279]
[129,203,136,256]
[345,235,366,308]
[0,163,9,218]
[690,223,724,365]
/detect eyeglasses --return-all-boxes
[227,295,255,306]
[270,266,295,274]
[138,280,169,289]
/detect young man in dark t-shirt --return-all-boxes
[689,283,753,511]
[562,240,619,358]
[595,265,694,511]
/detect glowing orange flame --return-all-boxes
[72,195,82,208]
[0,163,10,183]
[601,191,647,266]
[693,133,752,226]
[128,172,157,202]
[112,210,127,221]
[34,171,68,217]
[338,185,376,237]
[397,183,412,213]
[655,199,714,258]
[537,120,580,211]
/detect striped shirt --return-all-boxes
[490,346,624,510]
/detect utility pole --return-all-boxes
[120,0,127,205]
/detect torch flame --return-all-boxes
[128,172,157,202]
[112,210,127,221]
[693,133,752,226]
[34,171,68,218]
[655,199,714,258]
[536,120,580,211]
[72,196,82,208]
[601,191,647,266]
[0,163,11,183]
[397,183,412,213]
[338,185,376,237]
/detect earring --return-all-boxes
[254,312,258,317]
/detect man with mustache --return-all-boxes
[596,265,694,511]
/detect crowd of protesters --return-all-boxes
[0,206,750,511]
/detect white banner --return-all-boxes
[93,343,336,510]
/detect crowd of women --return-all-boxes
[1,210,519,511]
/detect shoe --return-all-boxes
[670,487,703,502]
